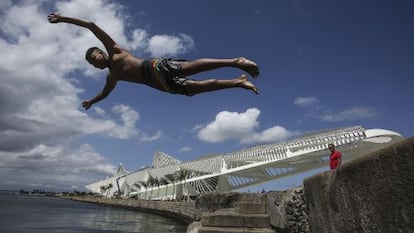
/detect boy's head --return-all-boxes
[328,143,335,152]
[85,47,108,69]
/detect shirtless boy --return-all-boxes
[48,13,260,110]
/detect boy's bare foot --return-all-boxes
[239,74,259,94]
[236,57,260,79]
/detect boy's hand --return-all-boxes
[82,101,92,110]
[48,13,62,23]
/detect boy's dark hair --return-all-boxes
[85,47,100,60]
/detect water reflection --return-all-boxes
[0,194,187,233]
[77,203,187,233]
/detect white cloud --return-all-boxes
[139,130,163,142]
[179,147,192,152]
[108,104,139,139]
[294,97,319,108]
[294,97,378,123]
[197,108,299,144]
[0,144,115,191]
[128,29,149,50]
[0,0,11,10]
[93,106,106,116]
[241,126,301,144]
[319,107,378,122]
[198,108,260,143]
[147,34,195,57]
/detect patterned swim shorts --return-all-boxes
[142,58,193,96]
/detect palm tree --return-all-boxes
[139,181,148,200]
[133,182,141,199]
[147,175,157,200]
[100,184,113,197]
[100,185,105,195]
[165,174,177,200]
[178,169,188,201]
[106,183,113,197]
[159,177,169,200]
[153,177,160,199]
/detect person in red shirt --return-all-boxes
[328,143,342,170]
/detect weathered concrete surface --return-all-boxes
[195,192,265,220]
[266,187,309,233]
[188,193,276,233]
[239,201,267,214]
[187,221,202,233]
[201,208,270,228]
[304,136,414,233]
[198,226,277,233]
[196,197,276,233]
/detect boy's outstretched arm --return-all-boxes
[82,75,117,110]
[48,13,116,54]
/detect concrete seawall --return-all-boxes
[303,136,414,233]
[63,196,196,224]
[65,192,270,224]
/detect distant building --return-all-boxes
[85,126,403,199]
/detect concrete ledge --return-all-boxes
[201,208,270,228]
[304,136,414,233]
[198,226,276,233]
[195,192,265,220]
[238,201,266,214]
[265,187,308,232]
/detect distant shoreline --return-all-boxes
[61,195,194,225]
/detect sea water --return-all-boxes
[0,194,187,233]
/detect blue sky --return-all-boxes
[0,0,413,192]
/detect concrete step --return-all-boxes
[198,226,277,233]
[238,201,266,214]
[201,208,270,228]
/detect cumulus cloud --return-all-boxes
[108,104,140,139]
[294,97,378,123]
[294,97,320,108]
[139,130,163,142]
[319,107,378,122]
[241,126,300,144]
[126,30,195,58]
[179,147,192,152]
[146,34,195,57]
[0,144,115,191]
[0,0,192,191]
[197,108,299,144]
[128,29,149,51]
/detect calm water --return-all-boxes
[0,194,187,233]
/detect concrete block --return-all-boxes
[304,136,414,233]
[198,226,277,233]
[201,208,270,228]
[238,201,266,214]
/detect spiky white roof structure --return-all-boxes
[85,126,402,199]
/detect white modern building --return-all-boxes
[85,126,403,199]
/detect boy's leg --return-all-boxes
[186,74,259,95]
[180,57,259,78]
